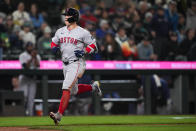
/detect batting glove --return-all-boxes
[74,50,85,58]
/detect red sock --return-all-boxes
[77,84,92,95]
[58,90,70,115]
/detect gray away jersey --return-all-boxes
[52,26,96,61]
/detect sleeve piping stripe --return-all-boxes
[85,47,91,53]
[89,43,96,49]
[88,46,94,51]
[51,41,59,48]
[85,43,96,53]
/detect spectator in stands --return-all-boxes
[0,12,7,60]
[111,15,125,32]
[153,0,163,10]
[186,1,196,30]
[0,37,4,60]
[29,3,44,30]
[9,26,23,54]
[115,27,128,47]
[121,35,138,60]
[132,10,141,24]
[5,15,14,35]
[151,35,168,61]
[165,0,179,31]
[35,22,49,40]
[143,12,153,35]
[177,14,186,33]
[137,36,157,60]
[66,0,79,10]
[177,14,186,44]
[138,1,150,20]
[79,1,92,15]
[132,20,148,44]
[19,21,36,47]
[165,32,179,61]
[115,4,126,18]
[85,22,96,32]
[96,20,113,41]
[124,3,136,31]
[100,10,110,22]
[94,7,104,19]
[151,7,170,39]
[188,41,196,61]
[0,0,14,15]
[177,29,195,61]
[18,42,41,116]
[150,7,169,60]
[0,12,6,33]
[37,26,53,59]
[12,2,30,27]
[100,33,122,60]
[80,6,97,28]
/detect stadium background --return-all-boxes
[0,0,196,117]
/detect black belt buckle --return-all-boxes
[63,61,69,65]
[63,59,79,65]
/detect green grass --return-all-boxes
[0,115,196,131]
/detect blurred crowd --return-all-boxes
[0,0,196,61]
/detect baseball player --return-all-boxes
[49,8,102,125]
[18,42,41,116]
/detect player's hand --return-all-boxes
[52,47,60,54]
[74,50,85,58]
[31,49,37,58]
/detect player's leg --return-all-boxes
[50,89,70,125]
[77,84,92,94]
[76,61,102,96]
[18,75,29,115]
[18,75,28,98]
[58,89,70,115]
[50,62,79,125]
[77,82,102,96]
[27,80,37,116]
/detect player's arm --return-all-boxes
[85,43,97,54]
[74,30,97,58]
[34,55,41,68]
[51,31,60,54]
[31,49,40,68]
[83,30,97,54]
[51,41,60,53]
[19,54,31,69]
[22,60,32,69]
[74,42,97,58]
[26,59,33,68]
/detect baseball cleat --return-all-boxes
[92,81,102,96]
[49,112,61,125]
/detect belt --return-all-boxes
[63,59,79,65]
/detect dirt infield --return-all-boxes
[0,127,59,131]
[45,123,196,127]
[1,123,196,131]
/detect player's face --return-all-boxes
[26,45,33,53]
[64,16,72,26]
